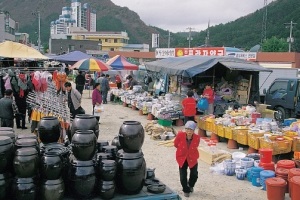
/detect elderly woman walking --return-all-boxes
[92,83,102,123]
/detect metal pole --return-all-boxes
[289,20,293,52]
[38,11,41,52]
[167,31,170,48]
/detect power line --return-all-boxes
[284,20,297,52]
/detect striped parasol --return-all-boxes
[71,58,111,72]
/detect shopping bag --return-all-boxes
[197,98,209,110]
[94,105,104,116]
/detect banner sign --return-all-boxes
[155,48,176,58]
[175,47,225,57]
[226,52,257,61]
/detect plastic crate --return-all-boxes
[158,119,172,127]
[224,127,233,139]
[259,136,292,155]
[248,132,265,150]
[205,119,215,132]
[236,129,249,145]
[216,124,225,137]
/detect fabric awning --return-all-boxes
[50,51,93,65]
[145,56,272,77]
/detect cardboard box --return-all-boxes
[237,90,248,96]
[198,147,231,165]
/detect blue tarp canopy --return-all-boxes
[50,51,93,65]
[145,56,272,77]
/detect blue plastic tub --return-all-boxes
[251,167,264,187]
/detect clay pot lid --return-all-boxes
[15,147,38,156]
[101,159,116,166]
[290,176,300,184]
[16,134,37,140]
[0,136,12,145]
[0,127,14,132]
[276,168,289,175]
[259,162,275,167]
[116,149,144,159]
[289,168,300,176]
[74,114,95,119]
[40,116,59,120]
[15,138,37,147]
[0,131,15,138]
[260,170,275,177]
[277,160,295,166]
[266,177,286,186]
[122,121,141,125]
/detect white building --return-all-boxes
[50,0,96,35]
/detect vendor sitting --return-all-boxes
[126,75,138,90]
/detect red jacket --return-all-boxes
[174,131,200,168]
[182,97,196,116]
[203,88,215,104]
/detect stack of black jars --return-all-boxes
[116,121,146,195]
[95,141,117,200]
[69,114,98,199]
[38,116,65,200]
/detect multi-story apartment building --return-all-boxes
[0,11,16,42]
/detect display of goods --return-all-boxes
[72,130,97,161]
[276,159,295,169]
[97,140,109,153]
[0,136,13,173]
[12,177,37,200]
[116,150,146,194]
[96,180,115,200]
[205,119,215,133]
[223,159,236,176]
[70,114,99,140]
[0,131,16,143]
[41,149,63,180]
[240,157,254,169]
[290,176,300,200]
[102,145,118,160]
[292,137,300,152]
[198,118,206,130]
[118,121,145,153]
[259,136,292,155]
[236,129,248,145]
[224,126,233,139]
[38,116,61,144]
[41,178,65,200]
[247,132,264,150]
[68,159,96,198]
[251,167,263,187]
[259,148,273,163]
[216,124,224,137]
[14,147,39,178]
[98,160,116,181]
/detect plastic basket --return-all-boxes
[224,127,233,139]
[158,119,172,127]
[236,129,249,145]
[216,124,225,137]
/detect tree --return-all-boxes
[261,36,289,52]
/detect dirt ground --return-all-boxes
[17,89,290,200]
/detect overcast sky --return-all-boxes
[111,0,272,32]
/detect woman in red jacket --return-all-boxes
[182,90,197,124]
[174,121,200,197]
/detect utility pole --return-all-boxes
[186,27,194,48]
[205,20,210,47]
[167,31,171,48]
[261,0,268,43]
[38,11,41,52]
[284,20,297,52]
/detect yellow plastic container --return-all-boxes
[236,129,249,145]
[205,119,215,132]
[216,124,225,137]
[224,127,233,139]
[198,119,206,130]
[248,132,265,150]
[259,136,292,155]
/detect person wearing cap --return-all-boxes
[202,83,215,115]
[0,89,18,128]
[174,121,200,197]
[182,90,197,124]
[126,75,138,90]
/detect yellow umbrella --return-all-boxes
[0,41,48,59]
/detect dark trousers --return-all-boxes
[93,105,100,122]
[0,118,14,128]
[184,116,195,124]
[102,90,108,104]
[16,113,26,128]
[76,85,84,95]
[179,161,198,193]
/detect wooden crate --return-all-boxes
[259,136,292,155]
[248,132,265,150]
[216,124,225,137]
[224,127,233,139]
[236,129,249,145]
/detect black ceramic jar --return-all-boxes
[70,114,99,140]
[41,149,63,180]
[40,178,65,200]
[14,147,39,178]
[68,159,96,198]
[102,145,118,160]
[15,138,39,152]
[16,134,37,141]
[111,136,122,150]
[118,121,145,153]
[0,136,13,174]
[116,150,146,194]
[0,173,11,200]
[12,177,37,200]
[97,180,115,200]
[38,116,61,144]
[98,160,116,181]
[0,131,16,143]
[71,130,97,161]
[97,140,109,153]
[0,127,14,132]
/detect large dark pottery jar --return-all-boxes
[95,153,110,168]
[15,138,39,152]
[97,140,109,153]
[0,127,14,132]
[116,150,146,194]
[16,134,37,141]
[102,146,118,160]
[0,173,11,200]
[96,180,115,200]
[41,149,63,180]
[12,177,36,200]
[38,116,61,144]
[14,147,39,178]
[40,178,65,200]
[118,121,145,153]
[111,136,122,150]
[70,114,99,141]
[0,136,13,173]
[0,131,16,143]
[98,160,116,181]
[71,130,97,161]
[68,159,96,199]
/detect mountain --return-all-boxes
[0,0,300,51]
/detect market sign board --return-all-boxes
[225,52,257,61]
[155,48,176,58]
[175,47,225,57]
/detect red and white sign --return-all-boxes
[175,47,225,57]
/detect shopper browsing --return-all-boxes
[92,83,102,123]
[174,121,200,197]
[181,90,197,124]
[202,83,215,115]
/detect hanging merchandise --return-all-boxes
[18,73,27,98]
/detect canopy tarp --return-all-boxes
[145,56,272,77]
[0,41,48,59]
[50,51,93,65]
[106,55,139,70]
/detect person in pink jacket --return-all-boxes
[174,121,200,197]
[92,83,102,122]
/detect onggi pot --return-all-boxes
[70,114,99,140]
[14,147,39,178]
[15,138,39,152]
[116,150,146,194]
[71,130,97,161]
[38,116,61,144]
[40,178,65,200]
[12,177,37,200]
[0,173,11,200]
[118,121,145,153]
[0,136,13,173]
[0,131,16,143]
[41,149,63,180]
[96,180,115,200]
[98,160,116,181]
